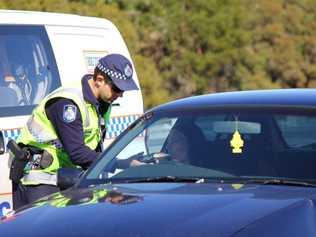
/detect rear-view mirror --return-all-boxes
[213,121,261,134]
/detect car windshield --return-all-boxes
[83,107,316,185]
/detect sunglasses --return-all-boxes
[109,81,124,94]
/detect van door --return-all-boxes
[0,25,61,215]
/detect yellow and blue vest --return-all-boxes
[16,87,109,185]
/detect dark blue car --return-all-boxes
[2,89,316,236]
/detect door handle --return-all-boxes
[0,131,5,155]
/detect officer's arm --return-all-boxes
[45,98,99,169]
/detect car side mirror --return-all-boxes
[0,131,5,155]
[57,167,83,190]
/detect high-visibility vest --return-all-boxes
[17,86,109,185]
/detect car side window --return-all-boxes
[145,118,177,154]
[275,115,316,148]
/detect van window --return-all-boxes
[0,25,60,117]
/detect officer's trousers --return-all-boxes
[12,182,59,210]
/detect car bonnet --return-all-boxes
[1,182,316,237]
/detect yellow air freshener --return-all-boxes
[232,184,244,190]
[230,117,244,154]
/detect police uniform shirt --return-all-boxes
[45,75,109,170]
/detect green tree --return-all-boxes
[3,0,316,107]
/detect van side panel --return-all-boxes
[0,153,10,216]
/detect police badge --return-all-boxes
[124,64,133,78]
[63,105,77,123]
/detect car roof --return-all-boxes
[0,10,115,29]
[151,89,316,112]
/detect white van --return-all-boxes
[0,10,144,216]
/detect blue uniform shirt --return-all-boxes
[45,75,110,170]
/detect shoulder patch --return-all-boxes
[63,104,77,123]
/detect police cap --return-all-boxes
[96,54,139,91]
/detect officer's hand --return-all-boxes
[130,159,146,167]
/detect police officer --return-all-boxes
[11,54,140,210]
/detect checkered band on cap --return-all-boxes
[97,63,130,81]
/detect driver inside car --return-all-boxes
[161,118,209,166]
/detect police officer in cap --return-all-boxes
[11,54,141,210]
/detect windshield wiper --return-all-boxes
[109,176,206,184]
[101,176,316,187]
[234,177,316,187]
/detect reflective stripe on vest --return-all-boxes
[22,171,57,186]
